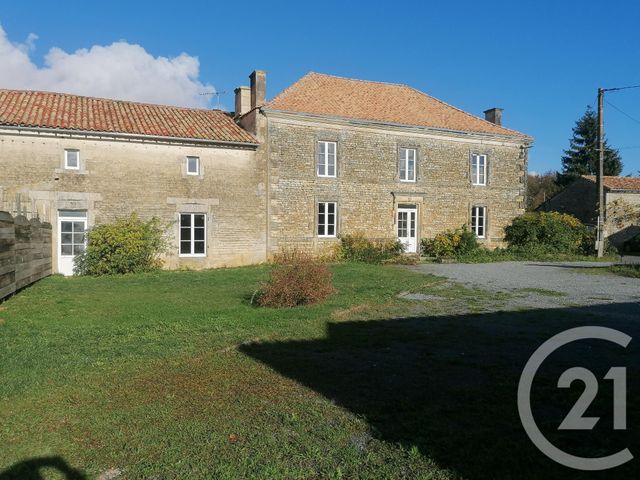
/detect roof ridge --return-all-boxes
[0,88,223,113]
[306,71,410,88]
[403,85,525,137]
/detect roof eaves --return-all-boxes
[262,108,532,141]
[0,123,259,148]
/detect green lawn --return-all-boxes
[1,265,638,479]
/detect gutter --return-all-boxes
[0,124,259,149]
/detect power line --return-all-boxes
[603,84,640,92]
[605,99,640,125]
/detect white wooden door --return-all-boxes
[57,211,87,276]
[397,207,417,253]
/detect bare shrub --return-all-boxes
[257,250,336,308]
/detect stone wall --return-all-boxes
[0,131,267,272]
[0,212,52,300]
[537,178,640,248]
[263,112,528,255]
[537,177,598,225]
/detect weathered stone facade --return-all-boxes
[538,176,640,247]
[0,130,266,272]
[251,110,528,255]
[1,70,532,273]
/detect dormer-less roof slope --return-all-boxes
[266,72,528,138]
[0,89,257,145]
[583,175,640,191]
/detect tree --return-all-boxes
[526,171,563,210]
[559,106,623,185]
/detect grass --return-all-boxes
[609,264,640,278]
[1,264,638,479]
[514,288,567,297]
[574,263,640,278]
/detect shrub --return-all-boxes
[421,225,479,259]
[74,214,167,275]
[257,251,336,308]
[505,212,590,254]
[337,232,404,264]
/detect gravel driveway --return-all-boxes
[409,261,640,312]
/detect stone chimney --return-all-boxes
[234,86,251,116]
[484,108,503,126]
[250,70,266,109]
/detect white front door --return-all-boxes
[57,211,87,276]
[397,206,418,253]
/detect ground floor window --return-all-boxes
[471,206,486,238]
[180,213,206,256]
[317,202,336,237]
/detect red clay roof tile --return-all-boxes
[0,89,257,144]
[266,72,528,138]
[583,175,640,191]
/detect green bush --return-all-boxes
[421,225,479,259]
[74,214,167,275]
[257,251,336,308]
[505,212,591,254]
[337,232,404,264]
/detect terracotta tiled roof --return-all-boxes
[0,89,257,144]
[583,175,640,191]
[266,72,528,138]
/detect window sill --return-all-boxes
[179,254,207,258]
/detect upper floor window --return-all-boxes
[186,156,200,176]
[399,148,416,182]
[317,201,337,237]
[65,149,80,170]
[471,154,487,185]
[179,213,206,256]
[317,141,336,177]
[471,206,486,239]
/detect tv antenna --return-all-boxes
[200,90,227,109]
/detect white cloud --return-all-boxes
[0,25,214,108]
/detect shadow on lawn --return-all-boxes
[0,456,86,480]
[241,302,640,480]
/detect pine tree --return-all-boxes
[559,106,623,185]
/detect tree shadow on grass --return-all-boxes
[0,456,86,480]
[241,302,640,479]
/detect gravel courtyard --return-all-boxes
[410,261,640,316]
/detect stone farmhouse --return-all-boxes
[538,175,640,248]
[0,71,532,275]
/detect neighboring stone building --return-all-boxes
[0,90,266,274]
[238,72,532,255]
[1,70,532,274]
[538,175,640,247]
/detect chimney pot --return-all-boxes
[484,107,503,126]
[250,70,266,109]
[234,86,251,116]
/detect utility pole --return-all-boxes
[596,88,605,258]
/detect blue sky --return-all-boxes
[1,0,639,175]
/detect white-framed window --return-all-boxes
[471,154,487,185]
[179,213,206,256]
[317,201,337,237]
[186,156,200,176]
[399,148,416,182]
[64,149,80,170]
[471,206,486,239]
[317,141,336,177]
